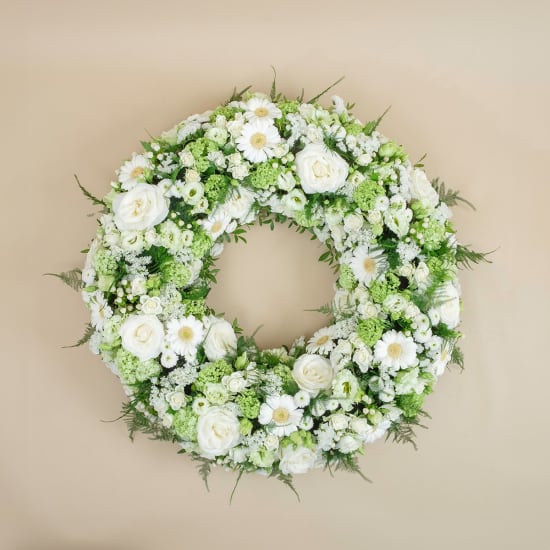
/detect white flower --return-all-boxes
[330,413,349,431]
[264,433,280,451]
[258,394,303,437]
[409,168,439,209]
[118,153,151,191]
[343,212,364,234]
[295,143,349,194]
[113,183,169,231]
[90,294,112,330]
[353,346,372,373]
[181,181,204,205]
[292,354,334,396]
[236,119,281,163]
[350,419,391,443]
[166,316,204,357]
[223,186,256,222]
[199,208,231,240]
[307,326,336,354]
[197,406,240,458]
[278,171,297,191]
[140,295,162,315]
[223,371,247,393]
[384,207,412,237]
[130,276,147,296]
[160,351,178,369]
[293,390,311,408]
[337,435,361,453]
[374,330,417,370]
[279,446,317,475]
[167,391,186,411]
[281,189,307,213]
[203,318,237,361]
[120,314,164,361]
[350,246,387,286]
[432,282,461,328]
[243,96,282,122]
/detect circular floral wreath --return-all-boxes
[68,84,485,489]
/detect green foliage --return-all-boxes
[225,85,252,104]
[190,454,212,491]
[268,469,300,501]
[363,105,391,135]
[431,178,476,210]
[385,412,429,451]
[120,400,176,443]
[325,454,371,483]
[63,322,94,348]
[45,268,83,292]
[456,244,494,270]
[74,174,106,207]
[451,344,465,370]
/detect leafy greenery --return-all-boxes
[307,76,345,104]
[44,268,83,292]
[363,105,392,135]
[268,469,301,501]
[456,244,494,270]
[120,399,177,443]
[325,454,371,483]
[385,411,430,451]
[432,178,476,210]
[63,322,95,348]
[74,174,106,207]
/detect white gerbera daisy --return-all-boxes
[236,119,281,163]
[243,97,282,123]
[199,208,232,240]
[90,294,112,329]
[350,245,388,286]
[118,153,151,191]
[307,326,336,355]
[166,315,204,357]
[258,394,303,437]
[374,330,417,370]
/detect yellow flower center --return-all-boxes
[211,220,223,234]
[272,407,290,424]
[387,343,403,359]
[178,326,194,342]
[250,132,267,149]
[254,106,269,117]
[316,335,330,346]
[363,258,377,273]
[130,166,145,179]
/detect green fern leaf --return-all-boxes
[45,268,83,291]
[63,322,95,348]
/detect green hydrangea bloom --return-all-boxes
[194,360,233,393]
[378,141,406,160]
[338,265,357,290]
[184,299,207,318]
[279,101,299,115]
[146,273,162,291]
[273,364,299,394]
[191,230,212,258]
[248,162,279,189]
[282,430,315,450]
[194,157,210,173]
[413,219,446,251]
[369,273,399,303]
[209,106,237,122]
[293,209,319,228]
[204,174,230,204]
[94,250,118,275]
[250,448,275,468]
[115,348,139,385]
[396,392,425,419]
[204,383,229,405]
[236,389,261,419]
[357,318,384,347]
[173,408,198,440]
[186,137,218,160]
[135,359,161,382]
[162,261,191,287]
[346,122,363,136]
[353,180,385,212]
[239,418,253,436]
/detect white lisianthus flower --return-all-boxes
[384,207,412,237]
[203,318,237,361]
[118,153,151,191]
[113,183,169,231]
[140,295,162,315]
[181,181,204,206]
[243,97,282,122]
[196,406,240,458]
[281,189,307,213]
[222,371,248,393]
[130,276,147,296]
[279,446,317,475]
[167,391,186,411]
[166,316,204,357]
[120,314,164,361]
[292,354,334,395]
[374,330,417,371]
[337,435,361,454]
[295,143,349,194]
[236,119,281,163]
[223,186,256,222]
[432,282,461,328]
[343,212,364,234]
[278,171,297,191]
[259,394,303,437]
[120,230,144,252]
[410,168,439,209]
[353,346,372,373]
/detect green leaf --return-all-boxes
[74,174,105,207]
[385,412,429,450]
[63,322,95,348]
[230,468,244,503]
[269,470,300,501]
[225,84,252,104]
[363,105,391,135]
[431,178,476,210]
[307,76,345,104]
[44,268,82,291]
[456,244,495,270]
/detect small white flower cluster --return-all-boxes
[80,91,464,479]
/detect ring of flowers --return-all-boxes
[78,87,467,487]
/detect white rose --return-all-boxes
[410,168,439,209]
[292,354,334,395]
[119,314,164,361]
[113,183,169,231]
[337,435,361,453]
[330,413,349,431]
[140,296,162,315]
[223,372,247,393]
[167,391,186,411]
[279,446,317,475]
[223,186,255,222]
[131,276,147,296]
[295,143,349,194]
[353,347,372,373]
[197,406,240,458]
[343,212,364,233]
[204,319,237,361]
[435,282,461,328]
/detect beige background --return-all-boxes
[2,0,549,548]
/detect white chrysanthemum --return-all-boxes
[307,326,336,355]
[374,330,417,370]
[243,97,282,122]
[349,245,388,286]
[258,394,303,437]
[199,208,231,241]
[118,153,151,190]
[236,119,281,163]
[166,316,204,357]
[90,294,112,330]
